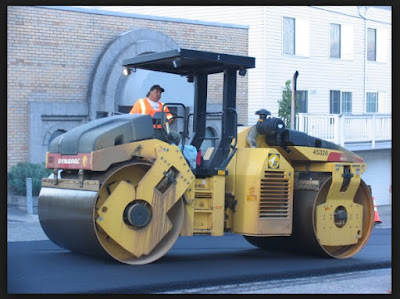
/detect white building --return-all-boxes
[79,6,392,205]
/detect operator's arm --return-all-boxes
[129,100,142,114]
[163,106,175,124]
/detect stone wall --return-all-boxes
[7,6,249,170]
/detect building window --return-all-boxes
[342,92,352,114]
[330,90,352,114]
[366,92,378,112]
[329,24,353,60]
[330,24,341,58]
[282,17,309,56]
[366,91,387,113]
[283,17,295,55]
[296,90,308,113]
[330,90,341,114]
[367,28,377,61]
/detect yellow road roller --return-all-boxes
[38,49,374,265]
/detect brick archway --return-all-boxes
[87,28,179,120]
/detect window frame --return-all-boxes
[283,17,295,55]
[330,23,341,59]
[341,91,352,114]
[367,27,377,62]
[296,90,308,113]
[330,90,341,114]
[330,90,353,114]
[366,92,378,113]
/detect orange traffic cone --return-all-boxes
[373,196,382,224]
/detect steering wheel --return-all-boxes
[161,111,179,143]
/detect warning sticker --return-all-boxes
[82,155,89,167]
[246,195,257,201]
[268,153,280,169]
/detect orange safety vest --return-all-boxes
[129,98,172,127]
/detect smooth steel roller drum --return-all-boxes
[38,161,185,265]
[38,187,108,258]
[244,177,374,259]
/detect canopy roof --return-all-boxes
[122,48,255,76]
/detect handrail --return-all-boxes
[296,113,391,146]
[162,102,188,151]
[219,107,238,170]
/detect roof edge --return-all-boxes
[35,6,249,30]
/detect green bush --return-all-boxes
[8,162,52,196]
[277,79,299,128]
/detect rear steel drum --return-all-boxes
[244,177,374,258]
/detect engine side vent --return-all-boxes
[259,171,290,218]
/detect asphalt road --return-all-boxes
[7,227,391,294]
[162,268,392,294]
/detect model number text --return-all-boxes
[313,149,328,156]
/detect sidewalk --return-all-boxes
[7,204,392,242]
[7,207,39,223]
[7,207,47,242]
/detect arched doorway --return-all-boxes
[87,28,193,120]
[116,68,194,114]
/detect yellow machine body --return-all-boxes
[228,147,294,236]
[38,49,374,264]
[39,124,374,263]
[222,127,373,258]
[181,176,226,236]
[40,139,195,264]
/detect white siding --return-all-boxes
[265,6,364,116]
[378,92,388,113]
[366,19,392,114]
[80,6,391,122]
[342,24,354,60]
[295,18,310,57]
[355,149,392,206]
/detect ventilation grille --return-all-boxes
[259,171,290,218]
[194,190,213,211]
[195,191,213,199]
